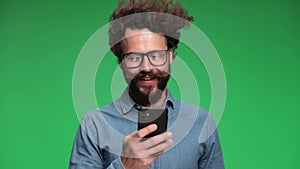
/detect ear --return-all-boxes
[118,57,124,68]
[119,61,125,70]
[169,48,174,64]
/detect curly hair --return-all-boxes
[109,0,194,63]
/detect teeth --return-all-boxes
[144,77,151,80]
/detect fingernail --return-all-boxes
[167,139,173,145]
[150,124,158,130]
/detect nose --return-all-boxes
[139,55,154,71]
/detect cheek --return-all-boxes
[158,64,170,74]
[122,68,139,78]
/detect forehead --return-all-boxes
[122,28,167,53]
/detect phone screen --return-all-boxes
[138,107,168,138]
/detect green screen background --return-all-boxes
[1,0,299,168]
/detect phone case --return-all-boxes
[138,108,168,138]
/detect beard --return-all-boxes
[125,69,170,106]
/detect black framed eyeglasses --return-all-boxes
[121,49,169,69]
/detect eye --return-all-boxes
[149,55,161,61]
[126,54,141,62]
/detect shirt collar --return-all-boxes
[116,88,175,115]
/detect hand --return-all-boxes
[121,124,173,169]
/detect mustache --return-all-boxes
[133,70,169,79]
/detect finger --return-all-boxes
[133,124,158,138]
[143,132,173,149]
[150,150,164,158]
[146,139,173,157]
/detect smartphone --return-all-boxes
[138,107,168,138]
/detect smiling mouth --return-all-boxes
[139,76,156,85]
[141,77,154,80]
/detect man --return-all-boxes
[69,0,224,168]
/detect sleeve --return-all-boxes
[198,114,225,169]
[69,116,125,169]
[198,130,225,169]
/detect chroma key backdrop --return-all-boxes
[0,0,299,169]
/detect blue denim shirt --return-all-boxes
[69,89,224,169]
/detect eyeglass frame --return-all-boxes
[121,49,170,69]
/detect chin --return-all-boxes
[138,85,156,96]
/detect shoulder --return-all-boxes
[172,98,217,139]
[172,98,210,120]
[78,102,121,139]
[80,102,120,127]
[84,102,119,118]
